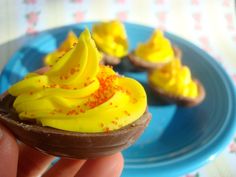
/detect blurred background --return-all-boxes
[0,0,236,176]
[0,0,235,72]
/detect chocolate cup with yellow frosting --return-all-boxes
[127,46,182,71]
[148,77,205,107]
[0,94,151,159]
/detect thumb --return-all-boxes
[0,123,19,177]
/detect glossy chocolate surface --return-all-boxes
[0,94,151,159]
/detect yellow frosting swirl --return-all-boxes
[149,59,198,98]
[44,31,78,66]
[92,20,128,58]
[8,29,147,133]
[135,30,174,63]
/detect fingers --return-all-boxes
[42,158,86,177]
[75,153,124,177]
[0,123,124,177]
[41,153,124,177]
[0,123,19,177]
[0,125,55,177]
[17,144,55,177]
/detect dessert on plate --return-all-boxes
[0,29,151,159]
[128,30,181,70]
[92,20,129,65]
[44,31,78,66]
[148,59,205,106]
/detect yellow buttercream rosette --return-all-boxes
[8,29,147,133]
[44,31,78,66]
[149,59,198,98]
[135,30,174,63]
[92,20,128,58]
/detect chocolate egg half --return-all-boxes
[128,46,182,70]
[148,78,205,107]
[0,94,151,159]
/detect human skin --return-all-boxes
[0,123,124,177]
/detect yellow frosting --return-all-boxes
[149,59,198,98]
[134,30,174,63]
[44,31,78,66]
[8,29,147,133]
[92,20,128,58]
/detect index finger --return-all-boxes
[75,153,124,177]
[0,123,19,177]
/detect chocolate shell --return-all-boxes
[128,46,182,70]
[0,94,151,159]
[100,52,122,66]
[148,77,205,107]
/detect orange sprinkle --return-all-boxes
[67,109,78,115]
[84,69,120,109]
[50,84,57,88]
[70,68,76,75]
[124,110,131,116]
[61,85,70,89]
[79,109,85,113]
[112,120,118,125]
[126,90,131,95]
[132,98,138,103]
[104,127,110,133]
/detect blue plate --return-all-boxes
[0,22,236,177]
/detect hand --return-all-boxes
[0,66,123,177]
[0,123,124,177]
